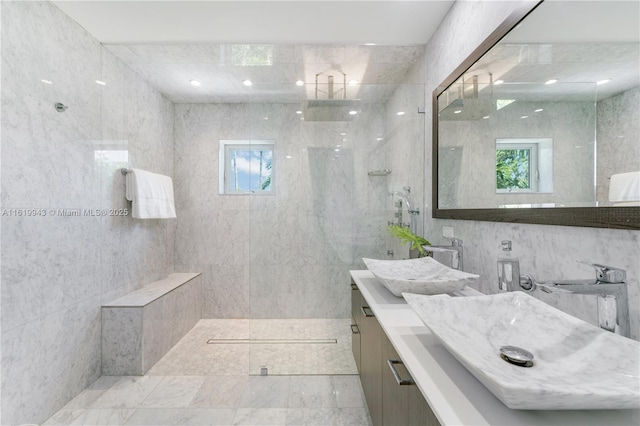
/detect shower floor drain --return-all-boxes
[206,338,337,345]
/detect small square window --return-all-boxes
[496,138,553,194]
[219,140,275,195]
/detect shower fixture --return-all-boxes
[55,102,68,112]
[303,71,361,121]
[390,186,420,234]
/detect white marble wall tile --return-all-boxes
[1,1,177,423]
[1,216,101,330]
[142,277,202,370]
[101,307,143,376]
[1,295,102,426]
[174,102,389,319]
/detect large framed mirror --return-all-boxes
[432,0,640,229]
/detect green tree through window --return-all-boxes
[497,148,531,190]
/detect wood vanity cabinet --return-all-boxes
[351,280,362,374]
[351,281,440,426]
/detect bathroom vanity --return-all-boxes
[350,270,640,426]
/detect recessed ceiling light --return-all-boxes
[41,79,53,85]
[263,117,269,120]
[521,115,529,119]
[189,80,201,87]
[454,110,462,114]
[243,80,253,86]
[376,137,384,141]
[545,79,558,85]
[348,80,359,86]
[296,110,302,114]
[295,80,304,86]
[95,80,107,86]
[534,108,544,112]
[494,80,504,85]
[364,43,377,46]
[596,78,612,85]
[397,111,405,116]
[334,148,340,152]
[349,110,358,115]
[286,155,293,159]
[482,115,490,119]
[340,132,347,136]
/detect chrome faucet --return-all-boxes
[519,262,630,338]
[422,238,463,270]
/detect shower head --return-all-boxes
[303,99,362,121]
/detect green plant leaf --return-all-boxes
[387,224,431,255]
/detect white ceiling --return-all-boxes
[103,44,426,103]
[52,1,453,103]
[52,0,455,45]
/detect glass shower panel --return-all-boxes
[245,83,425,375]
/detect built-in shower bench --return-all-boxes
[101,272,202,375]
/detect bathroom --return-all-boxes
[1,0,639,425]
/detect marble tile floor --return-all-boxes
[147,319,358,376]
[42,375,372,426]
[42,319,369,425]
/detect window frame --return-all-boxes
[218,139,276,195]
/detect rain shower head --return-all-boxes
[303,99,362,121]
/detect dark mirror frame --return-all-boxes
[432,0,640,230]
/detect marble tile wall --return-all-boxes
[596,86,640,205]
[420,0,640,340]
[173,102,389,319]
[102,274,202,376]
[0,1,176,424]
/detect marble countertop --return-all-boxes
[103,272,201,307]
[350,270,640,426]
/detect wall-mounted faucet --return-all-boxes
[519,262,630,338]
[422,238,463,270]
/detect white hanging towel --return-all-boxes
[609,171,640,206]
[125,168,177,219]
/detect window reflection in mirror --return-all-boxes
[496,138,553,194]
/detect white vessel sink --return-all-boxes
[404,291,640,410]
[362,257,479,297]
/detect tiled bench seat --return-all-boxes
[101,272,202,375]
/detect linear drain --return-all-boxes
[207,338,337,345]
